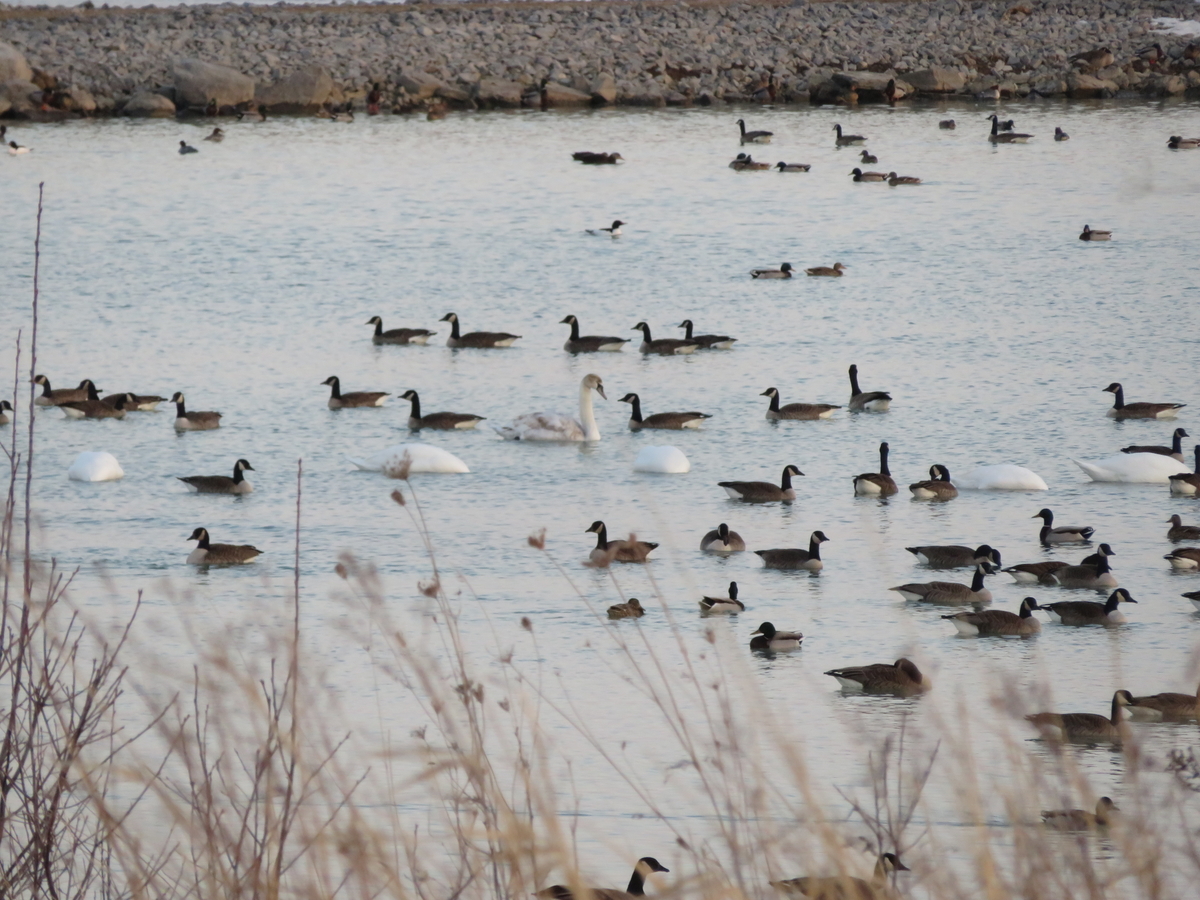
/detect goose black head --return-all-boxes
[439,312,458,323]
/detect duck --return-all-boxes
[755,531,830,571]
[1165,548,1200,570]
[824,659,929,695]
[585,520,657,565]
[944,597,1042,636]
[494,374,605,442]
[770,853,908,900]
[618,393,710,430]
[1103,382,1185,419]
[203,127,224,142]
[833,124,866,145]
[750,262,794,279]
[0,400,11,425]
[237,105,266,122]
[853,442,898,496]
[33,376,99,407]
[859,149,878,164]
[909,464,958,500]
[750,622,802,651]
[1072,452,1187,483]
[186,527,262,565]
[939,119,956,129]
[586,219,626,237]
[321,376,388,409]
[775,162,811,172]
[1042,797,1119,830]
[572,151,624,165]
[987,114,1032,143]
[1044,545,1118,588]
[1167,136,1200,150]
[886,172,921,185]
[847,365,891,411]
[729,153,770,171]
[849,168,887,182]
[760,387,839,421]
[631,322,698,355]
[440,313,521,348]
[700,524,745,553]
[400,390,485,430]
[699,581,745,614]
[170,392,222,431]
[1025,690,1131,743]
[678,320,736,349]
[1040,588,1135,625]
[1167,515,1200,541]
[737,119,773,144]
[719,465,804,502]
[1169,446,1200,495]
[607,598,646,619]
[60,389,134,420]
[1054,126,1070,141]
[535,856,668,900]
[560,316,629,353]
[1033,508,1094,545]
[890,563,994,605]
[1079,225,1112,241]
[178,140,199,155]
[1123,686,1199,722]
[7,140,31,155]
[178,458,255,494]
[1121,427,1189,461]
[365,316,436,345]
[906,544,1000,569]
[806,263,847,277]
[101,392,166,411]
[955,464,1048,490]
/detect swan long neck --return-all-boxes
[408,392,421,419]
[579,383,600,440]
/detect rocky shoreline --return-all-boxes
[2,0,1200,119]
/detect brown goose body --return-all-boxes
[440,312,521,348]
[632,322,698,355]
[1041,588,1135,626]
[1042,797,1119,830]
[322,376,388,409]
[1169,446,1200,495]
[102,392,166,410]
[366,315,435,345]
[586,521,657,564]
[61,388,132,420]
[909,464,957,499]
[1045,546,1118,588]
[178,458,254,494]
[1026,690,1131,742]
[891,563,993,605]
[907,544,1000,569]
[761,387,839,421]
[34,376,98,407]
[943,597,1041,636]
[1004,561,1069,583]
[1165,547,1200,570]
[171,392,222,431]
[719,464,803,502]
[1122,427,1188,462]
[700,523,745,553]
[847,365,891,411]
[678,319,736,349]
[400,390,484,430]
[853,442,898,496]
[825,659,929,695]
[1125,686,1199,721]
[755,531,829,571]
[536,856,668,900]
[771,853,908,900]
[186,527,262,565]
[560,315,629,353]
[619,393,710,430]
[1103,382,1185,419]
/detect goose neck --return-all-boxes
[567,318,580,341]
[1111,385,1124,409]
[970,566,986,591]
[1194,445,1200,474]
[1172,431,1184,454]
[849,367,861,395]
[626,868,646,896]
[682,321,694,340]
[626,395,643,422]
[879,444,891,476]
[807,536,822,559]
[408,392,421,419]
[328,379,342,399]
[780,468,793,490]
[372,319,383,337]
[448,317,460,340]
[232,466,245,484]
[767,391,780,413]
[174,399,187,417]
[592,524,608,550]
[579,382,601,440]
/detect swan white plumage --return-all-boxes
[346,443,469,473]
[956,464,1048,491]
[1072,453,1189,483]
[633,446,690,473]
[67,451,125,482]
[493,374,605,441]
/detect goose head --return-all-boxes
[1109,588,1135,604]
[34,374,50,388]
[1095,543,1115,557]
[365,315,383,325]
[760,387,780,398]
[585,520,606,535]
[170,391,186,404]
[810,530,830,544]
[632,321,651,336]
[581,373,606,399]
[559,315,578,325]
[321,376,341,388]
[973,545,1002,567]
[1019,597,1040,614]
[618,392,639,405]
[636,858,669,875]
[439,312,459,323]
[717,524,731,541]
[188,527,210,544]
[1102,382,1123,395]
[234,459,255,472]
[400,389,419,401]
[0,400,11,413]
[783,464,805,478]
[677,319,694,329]
[879,853,910,874]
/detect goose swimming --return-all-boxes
[891,563,994,605]
[853,442,898,496]
[824,659,929,695]
[755,531,829,571]
[737,119,773,143]
[535,856,668,900]
[365,316,436,345]
[1026,690,1131,743]
[760,387,839,421]
[771,853,908,900]
[186,527,262,565]
[1103,382,1185,419]
[321,376,388,409]
[1042,798,1119,830]
[400,390,485,430]
[170,391,222,431]
[719,465,803,502]
[619,393,710,430]
[494,374,605,441]
[1168,446,1200,495]
[943,597,1041,636]
[987,114,1032,143]
[632,322,698,355]
[700,524,745,553]
[560,315,629,353]
[585,520,658,564]
[1121,427,1188,462]
[847,365,891,411]
[1041,588,1135,625]
[678,320,736,349]
[833,124,866,145]
[440,313,521,348]
[178,458,254,494]
[909,464,957,500]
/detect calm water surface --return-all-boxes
[3,100,1200,888]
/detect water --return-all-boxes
[3,100,1200,888]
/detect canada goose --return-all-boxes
[1185,590,1200,611]
[909,464,958,500]
[737,119,773,144]
[849,168,887,182]
[586,219,626,237]
[771,853,909,900]
[607,598,646,620]
[678,320,736,349]
[1033,508,1094,545]
[833,124,866,146]
[750,622,802,651]
[756,531,830,571]
[700,524,746,553]
[1169,446,1200,495]
[586,520,657,565]
[825,658,929,695]
[1079,225,1112,242]
[760,387,839,421]
[1167,136,1200,150]
[186,527,262,565]
[806,263,847,277]
[906,544,1000,569]
[440,313,521,349]
[1103,382,1185,419]
[939,119,956,129]
[750,262,794,279]
[1004,561,1069,583]
[179,458,254,494]
[33,376,98,407]
[1121,427,1188,461]
[203,127,224,142]
[853,442,898,496]
[847,365,891,411]
[60,390,133,420]
[886,173,921,186]
[559,316,629,353]
[859,149,878,164]
[365,316,435,345]
[1167,515,1200,541]
[1165,548,1200,570]
[535,857,669,900]
[631,322,698,355]
[321,376,388,409]
[1042,797,1119,830]
[571,151,624,165]
[170,392,222,431]
[7,140,31,155]
[178,140,198,155]
[891,563,994,605]
[775,162,811,172]
[618,393,709,430]
[944,597,1041,636]
[1026,690,1131,742]
[987,114,1032,143]
[699,581,745,614]
[729,153,770,171]
[1123,686,1199,722]
[494,374,605,442]
[1045,545,1118,588]
[719,465,804,502]
[101,392,166,411]
[1054,126,1070,141]
[1041,588,1135,625]
[0,400,11,425]
[400,390,484,430]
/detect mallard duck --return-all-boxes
[729,153,770,170]
[560,315,628,353]
[849,168,887,182]
[1167,515,1200,541]
[886,172,921,185]
[186,527,262,564]
[760,387,839,421]
[737,119,773,143]
[321,376,388,409]
[700,524,745,553]
[806,263,847,276]
[719,465,803,502]
[1121,427,1188,461]
[825,659,929,695]
[909,464,957,500]
[1103,382,1185,419]
[943,597,1041,636]
[859,149,878,164]
[750,622,802,651]
[853,442,898,496]
[833,124,866,145]
[607,598,646,619]
[178,458,254,494]
[678,320,736,349]
[1080,225,1112,241]
[750,262,794,279]
[170,392,222,431]
[618,393,709,430]
[572,151,624,165]
[847,365,891,411]
[755,531,830,571]
[907,544,1000,568]
[775,162,811,172]
[1026,690,1131,742]
[1169,445,1200,495]
[632,322,698,355]
[1042,797,1119,830]
[1167,136,1200,150]
[770,853,908,900]
[1041,588,1135,625]
[586,520,657,565]
[699,581,745,614]
[365,316,436,345]
[535,857,668,900]
[891,562,994,605]
[440,313,521,348]
[1033,508,1094,545]
[400,390,485,430]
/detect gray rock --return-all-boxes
[121,91,176,117]
[543,81,591,106]
[476,78,523,108]
[590,72,617,104]
[63,84,97,113]
[1066,71,1118,97]
[255,64,332,113]
[0,41,33,85]
[398,71,441,100]
[907,67,966,93]
[1,79,41,115]
[172,58,254,108]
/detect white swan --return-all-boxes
[956,464,1048,491]
[1073,453,1189,483]
[634,446,690,473]
[67,451,124,482]
[493,374,605,441]
[346,443,469,473]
